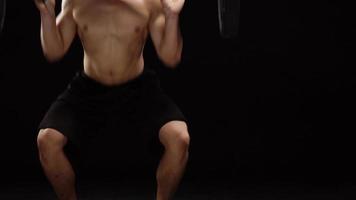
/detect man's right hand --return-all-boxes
[34,0,56,17]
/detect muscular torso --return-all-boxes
[72,0,152,85]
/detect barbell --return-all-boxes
[0,0,5,35]
[0,0,239,38]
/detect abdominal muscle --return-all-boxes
[80,24,148,86]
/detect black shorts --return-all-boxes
[38,68,187,151]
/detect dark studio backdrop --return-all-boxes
[0,0,355,196]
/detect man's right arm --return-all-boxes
[35,0,76,62]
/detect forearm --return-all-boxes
[40,12,64,61]
[159,14,183,66]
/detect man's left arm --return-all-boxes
[149,0,185,68]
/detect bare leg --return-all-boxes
[156,121,190,200]
[37,128,77,200]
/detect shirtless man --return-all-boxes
[34,0,190,199]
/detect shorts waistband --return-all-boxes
[69,68,157,95]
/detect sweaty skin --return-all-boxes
[35,0,183,85]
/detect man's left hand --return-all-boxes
[161,0,185,16]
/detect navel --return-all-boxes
[134,26,141,33]
[82,24,88,32]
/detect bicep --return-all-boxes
[149,13,165,52]
[56,2,76,52]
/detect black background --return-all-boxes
[0,0,355,196]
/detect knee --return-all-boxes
[175,130,190,151]
[160,123,190,153]
[37,128,67,154]
[170,130,190,164]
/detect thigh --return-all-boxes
[39,100,81,144]
[134,92,188,158]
